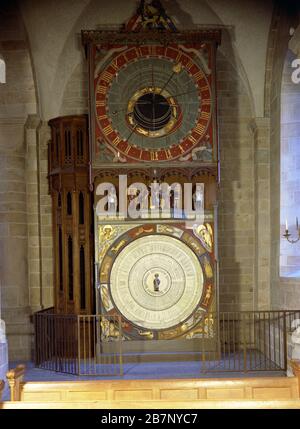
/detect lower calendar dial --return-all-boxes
[109,234,204,330]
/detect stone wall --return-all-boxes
[60,62,88,117]
[217,52,256,312]
[25,117,53,315]
[0,2,43,361]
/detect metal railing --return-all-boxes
[34,309,300,375]
[34,309,123,376]
[78,315,123,376]
[197,310,300,372]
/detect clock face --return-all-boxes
[109,234,204,330]
[95,45,212,162]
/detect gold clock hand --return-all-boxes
[161,89,199,101]
[112,101,152,115]
[158,62,183,95]
[127,123,138,142]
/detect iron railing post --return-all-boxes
[283,311,287,371]
[243,313,247,372]
[77,315,81,375]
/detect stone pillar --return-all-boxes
[250,117,271,310]
[25,115,42,313]
[36,122,54,310]
[25,116,54,313]
[0,117,32,361]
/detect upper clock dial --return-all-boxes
[95,45,212,162]
[108,57,198,146]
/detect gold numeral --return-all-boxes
[194,71,205,80]
[100,71,113,83]
[110,61,119,72]
[194,123,206,135]
[200,111,210,120]
[188,135,197,144]
[102,125,114,136]
[150,151,159,161]
[124,145,131,155]
[97,114,108,121]
[186,60,194,70]
[176,52,183,63]
[165,149,172,159]
[97,85,107,94]
[201,85,210,92]
[112,136,121,146]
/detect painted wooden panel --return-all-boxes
[160,388,198,400]
[114,389,153,401]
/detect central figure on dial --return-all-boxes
[153,273,161,292]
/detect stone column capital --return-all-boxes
[248,117,270,135]
[24,114,42,130]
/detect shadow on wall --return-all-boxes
[163,0,196,28]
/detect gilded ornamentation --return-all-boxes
[202,284,212,307]
[100,257,113,282]
[101,284,113,311]
[99,243,110,260]
[157,323,189,340]
[138,330,154,339]
[99,225,115,241]
[135,0,177,32]
[193,223,213,252]
[185,314,214,339]
[182,233,205,256]
[131,225,155,238]
[98,225,118,260]
[111,239,127,254]
[203,256,213,279]
[157,224,183,238]
[100,317,121,341]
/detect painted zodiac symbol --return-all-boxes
[111,240,126,253]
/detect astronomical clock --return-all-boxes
[48,1,220,347]
[80,0,221,343]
